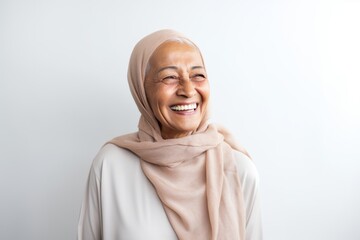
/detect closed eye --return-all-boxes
[191,74,206,81]
[162,75,180,84]
[163,75,178,80]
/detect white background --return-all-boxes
[1,0,360,239]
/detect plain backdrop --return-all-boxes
[1,0,360,239]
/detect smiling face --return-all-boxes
[144,41,210,139]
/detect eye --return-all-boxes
[191,74,206,82]
[162,75,180,84]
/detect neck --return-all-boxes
[161,131,193,139]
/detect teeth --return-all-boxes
[170,103,197,111]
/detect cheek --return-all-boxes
[198,82,210,101]
[150,86,172,110]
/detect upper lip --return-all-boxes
[170,102,198,106]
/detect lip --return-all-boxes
[169,102,199,114]
[169,102,198,108]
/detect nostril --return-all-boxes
[176,82,196,98]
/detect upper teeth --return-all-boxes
[170,103,197,111]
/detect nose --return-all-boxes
[176,79,196,98]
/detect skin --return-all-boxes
[144,41,210,139]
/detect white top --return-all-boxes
[78,143,263,240]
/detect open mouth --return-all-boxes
[170,103,198,112]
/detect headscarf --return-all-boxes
[109,29,249,240]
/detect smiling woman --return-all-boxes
[77,29,263,240]
[144,41,210,139]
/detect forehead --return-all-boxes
[148,41,203,68]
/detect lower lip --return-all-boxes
[171,107,198,115]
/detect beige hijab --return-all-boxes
[109,29,249,240]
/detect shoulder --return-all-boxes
[90,143,139,179]
[233,150,262,227]
[232,150,260,188]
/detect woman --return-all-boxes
[78,29,262,240]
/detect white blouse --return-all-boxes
[78,143,263,240]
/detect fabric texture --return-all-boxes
[77,144,263,240]
[108,29,250,240]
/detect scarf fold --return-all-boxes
[108,29,248,240]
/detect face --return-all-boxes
[144,41,210,139]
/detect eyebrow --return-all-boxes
[156,65,204,74]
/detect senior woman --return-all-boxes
[78,29,262,240]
